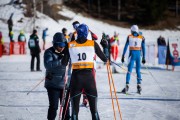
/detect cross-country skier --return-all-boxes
[64,24,107,120]
[121,25,146,94]
[71,21,98,107]
[44,32,70,120]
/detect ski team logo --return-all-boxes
[70,44,76,47]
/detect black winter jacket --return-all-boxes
[44,47,67,89]
[28,34,41,55]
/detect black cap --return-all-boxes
[62,28,67,34]
[72,21,80,26]
[33,29,37,34]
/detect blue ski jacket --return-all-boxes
[44,47,67,89]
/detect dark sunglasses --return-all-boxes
[54,42,66,48]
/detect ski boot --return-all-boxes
[121,84,129,94]
[137,84,142,94]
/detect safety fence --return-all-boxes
[0,42,26,57]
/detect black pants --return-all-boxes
[70,69,100,120]
[31,54,40,70]
[47,88,70,120]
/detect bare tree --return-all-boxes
[88,0,91,13]
[33,0,36,29]
[98,0,101,17]
[176,0,179,17]
[118,0,121,20]
[109,0,112,12]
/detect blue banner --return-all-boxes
[158,46,167,64]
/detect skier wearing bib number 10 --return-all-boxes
[121,25,146,94]
[64,24,107,120]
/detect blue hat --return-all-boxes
[53,32,66,47]
[77,24,89,39]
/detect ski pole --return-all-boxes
[110,61,141,80]
[62,93,70,120]
[106,61,117,120]
[144,65,166,95]
[59,64,70,120]
[107,62,123,120]
[59,88,66,120]
[27,78,45,95]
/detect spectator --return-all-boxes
[7,13,13,37]
[100,32,109,60]
[28,29,41,72]
[62,28,70,42]
[157,35,166,46]
[0,31,5,54]
[18,30,26,42]
[42,28,48,50]
[9,31,14,42]
[110,32,120,61]
[110,32,120,73]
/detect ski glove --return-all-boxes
[45,72,53,80]
[142,58,146,64]
[58,54,64,60]
[121,56,125,63]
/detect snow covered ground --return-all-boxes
[0,1,180,120]
[0,53,180,120]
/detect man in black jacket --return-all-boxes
[100,33,109,59]
[44,32,70,120]
[64,24,107,120]
[28,29,41,71]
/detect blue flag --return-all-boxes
[158,46,167,64]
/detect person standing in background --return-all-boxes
[71,21,80,41]
[42,28,48,50]
[100,32,109,62]
[0,31,5,54]
[9,31,14,42]
[110,32,120,73]
[62,28,70,42]
[7,13,13,38]
[18,30,26,42]
[18,30,26,54]
[28,29,41,72]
